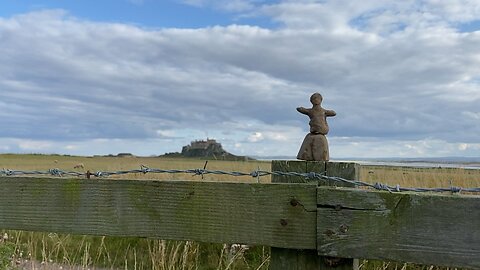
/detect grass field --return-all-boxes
[1,154,479,269]
[360,164,480,190]
[0,154,272,183]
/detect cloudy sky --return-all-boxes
[1,0,479,158]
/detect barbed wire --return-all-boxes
[1,165,479,194]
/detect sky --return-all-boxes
[0,0,480,158]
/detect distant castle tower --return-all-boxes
[181,139,227,158]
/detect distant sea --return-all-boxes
[254,156,480,170]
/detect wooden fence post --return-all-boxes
[271,160,359,270]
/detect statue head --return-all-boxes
[310,93,323,105]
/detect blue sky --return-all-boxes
[0,0,278,28]
[1,0,480,158]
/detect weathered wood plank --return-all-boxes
[272,160,324,270]
[271,161,359,186]
[270,248,358,270]
[272,160,322,183]
[317,187,480,268]
[325,162,360,186]
[272,161,358,270]
[0,177,317,249]
[322,162,359,269]
[270,248,320,270]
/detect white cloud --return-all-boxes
[156,130,177,138]
[64,145,78,150]
[1,2,480,158]
[458,143,468,151]
[18,140,53,151]
[423,0,480,23]
[330,137,480,158]
[463,111,480,120]
[178,0,258,12]
[263,132,288,142]
[248,132,264,142]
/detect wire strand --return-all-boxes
[1,167,479,194]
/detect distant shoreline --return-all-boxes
[344,160,480,170]
[254,156,480,169]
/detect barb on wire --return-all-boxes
[1,166,480,194]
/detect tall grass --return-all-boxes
[0,154,271,183]
[1,231,270,270]
[360,165,480,189]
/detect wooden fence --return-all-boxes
[0,161,478,269]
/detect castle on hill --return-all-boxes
[163,139,251,161]
[181,139,224,157]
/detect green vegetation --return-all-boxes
[1,231,269,270]
[0,241,16,270]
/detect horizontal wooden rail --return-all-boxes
[317,187,480,269]
[1,176,479,268]
[0,177,317,249]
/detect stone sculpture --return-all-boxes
[297,93,336,161]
